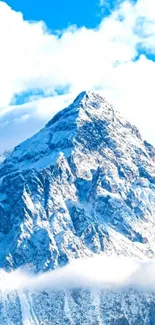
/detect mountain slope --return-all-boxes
[1,91,155,324]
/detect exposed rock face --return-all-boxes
[0,91,155,324]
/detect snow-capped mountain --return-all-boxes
[0,91,155,324]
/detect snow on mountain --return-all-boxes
[0,150,11,164]
[0,91,155,324]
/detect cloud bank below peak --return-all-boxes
[1,256,155,293]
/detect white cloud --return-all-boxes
[0,0,155,150]
[1,256,155,293]
[0,0,154,106]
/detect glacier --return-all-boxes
[0,91,155,324]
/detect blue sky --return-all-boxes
[0,0,155,152]
[1,0,138,30]
[2,0,103,29]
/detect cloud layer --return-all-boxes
[0,256,155,293]
[1,0,155,150]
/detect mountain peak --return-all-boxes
[72,90,108,110]
[46,91,107,128]
[73,90,89,103]
[46,90,115,133]
[73,90,103,104]
[0,91,150,178]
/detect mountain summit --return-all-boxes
[0,91,149,174]
[1,92,155,324]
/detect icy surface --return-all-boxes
[0,91,155,323]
